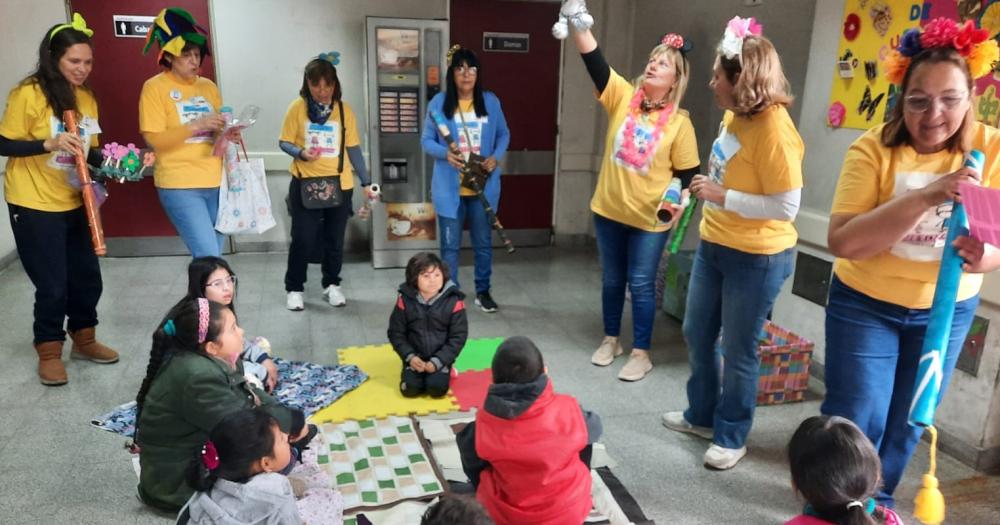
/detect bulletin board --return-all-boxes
[828,0,1000,130]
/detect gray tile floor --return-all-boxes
[0,247,996,524]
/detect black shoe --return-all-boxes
[475,292,498,313]
[291,424,318,456]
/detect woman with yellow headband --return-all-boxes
[139,7,229,258]
[0,13,119,386]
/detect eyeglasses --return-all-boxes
[207,275,237,290]
[903,92,969,113]
[455,65,478,76]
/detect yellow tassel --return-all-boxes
[913,425,945,525]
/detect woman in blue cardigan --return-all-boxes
[421,46,510,312]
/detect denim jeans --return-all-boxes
[682,241,794,449]
[157,187,224,258]
[439,196,493,294]
[593,213,670,350]
[822,276,978,507]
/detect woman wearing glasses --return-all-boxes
[421,46,510,313]
[823,19,1000,506]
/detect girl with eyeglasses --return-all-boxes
[824,18,1000,507]
[186,256,279,392]
[421,45,510,313]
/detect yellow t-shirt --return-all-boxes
[0,82,100,211]
[699,106,804,254]
[139,71,223,189]
[831,122,1000,308]
[590,68,700,232]
[279,97,361,190]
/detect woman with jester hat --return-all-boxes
[824,18,1000,507]
[139,7,231,258]
[661,16,803,471]
[557,0,700,382]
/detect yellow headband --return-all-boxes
[50,13,93,41]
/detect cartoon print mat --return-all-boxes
[317,416,445,512]
[91,359,367,437]
[311,345,458,424]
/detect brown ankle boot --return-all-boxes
[34,341,68,386]
[69,327,119,364]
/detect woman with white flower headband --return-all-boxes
[558,0,701,382]
[823,18,1000,507]
[661,16,803,471]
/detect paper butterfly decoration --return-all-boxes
[857,85,885,122]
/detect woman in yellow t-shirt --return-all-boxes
[279,56,374,311]
[0,14,119,386]
[138,8,227,258]
[661,17,803,471]
[564,4,700,382]
[823,20,1000,507]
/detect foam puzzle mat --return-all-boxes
[449,368,492,411]
[316,416,445,513]
[311,344,458,424]
[452,337,503,372]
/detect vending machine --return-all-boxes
[366,17,449,268]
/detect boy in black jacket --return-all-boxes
[389,252,468,397]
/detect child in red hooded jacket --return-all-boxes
[456,336,603,525]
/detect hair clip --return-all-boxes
[163,319,176,337]
[201,440,220,471]
[197,297,209,344]
[446,44,462,66]
[318,51,340,66]
[660,33,692,54]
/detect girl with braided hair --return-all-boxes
[134,297,308,512]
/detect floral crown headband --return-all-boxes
[318,51,340,66]
[884,18,999,84]
[660,33,692,55]
[720,16,762,62]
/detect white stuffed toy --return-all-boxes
[552,0,594,39]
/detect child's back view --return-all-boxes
[457,336,600,525]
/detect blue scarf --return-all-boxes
[306,95,332,124]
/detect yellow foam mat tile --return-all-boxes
[310,344,459,424]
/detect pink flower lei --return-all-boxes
[616,87,674,170]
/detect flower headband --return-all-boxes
[201,440,220,471]
[720,16,763,61]
[197,297,210,344]
[318,51,340,66]
[660,33,692,54]
[51,13,93,40]
[884,18,1000,84]
[446,44,462,66]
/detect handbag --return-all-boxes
[457,107,491,192]
[299,100,346,209]
[216,142,277,235]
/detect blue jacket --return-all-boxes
[421,91,510,219]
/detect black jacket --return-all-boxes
[387,281,468,370]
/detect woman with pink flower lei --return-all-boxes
[660,17,804,471]
[824,18,1000,507]
[556,0,700,382]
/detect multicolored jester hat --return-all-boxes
[142,7,209,61]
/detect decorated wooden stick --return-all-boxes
[429,109,515,254]
[668,196,698,254]
[62,110,106,256]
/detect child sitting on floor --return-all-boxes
[786,415,903,525]
[456,336,603,525]
[187,256,279,392]
[421,494,494,525]
[178,408,343,524]
[135,297,312,512]
[388,252,468,398]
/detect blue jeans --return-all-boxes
[593,213,670,350]
[682,241,794,449]
[439,196,492,294]
[157,187,224,258]
[822,276,978,507]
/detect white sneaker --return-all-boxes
[591,336,623,366]
[323,285,346,307]
[703,443,747,470]
[661,411,713,440]
[286,291,305,311]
